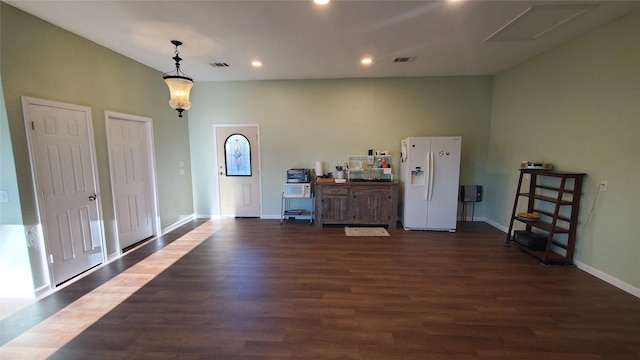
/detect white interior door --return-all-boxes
[215,125,261,217]
[22,97,104,286]
[106,112,157,250]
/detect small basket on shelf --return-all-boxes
[516,212,540,221]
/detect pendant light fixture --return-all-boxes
[163,40,194,118]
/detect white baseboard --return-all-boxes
[195,214,271,220]
[34,284,51,299]
[106,251,120,262]
[481,218,508,233]
[194,214,216,219]
[195,214,282,220]
[573,259,640,298]
[458,216,491,223]
[161,214,195,235]
[483,220,639,299]
[197,214,285,220]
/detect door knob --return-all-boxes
[88,194,97,201]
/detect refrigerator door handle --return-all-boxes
[424,152,430,200]
[428,151,435,200]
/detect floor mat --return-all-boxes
[344,226,389,237]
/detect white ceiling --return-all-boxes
[6,0,640,82]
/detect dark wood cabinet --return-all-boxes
[315,182,399,229]
[505,169,586,265]
[317,185,349,224]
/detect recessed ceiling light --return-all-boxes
[361,57,373,65]
[314,0,330,5]
[251,60,262,67]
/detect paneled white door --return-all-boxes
[215,125,261,217]
[22,97,104,286]
[106,112,156,250]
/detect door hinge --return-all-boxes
[31,121,35,130]
[49,254,54,264]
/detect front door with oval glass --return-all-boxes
[215,125,261,217]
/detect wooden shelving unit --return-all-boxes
[505,169,586,265]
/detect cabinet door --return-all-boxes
[319,187,349,223]
[350,186,392,224]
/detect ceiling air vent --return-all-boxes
[210,62,230,68]
[393,57,417,63]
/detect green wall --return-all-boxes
[188,77,493,217]
[2,2,638,297]
[487,11,640,290]
[0,74,36,298]
[1,3,194,293]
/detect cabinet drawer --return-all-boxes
[321,186,348,195]
[351,186,390,195]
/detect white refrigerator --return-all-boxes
[400,136,462,231]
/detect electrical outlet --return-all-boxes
[0,190,8,203]
[599,181,608,192]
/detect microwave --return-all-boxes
[287,168,312,183]
[284,183,312,198]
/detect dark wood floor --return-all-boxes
[3,219,640,359]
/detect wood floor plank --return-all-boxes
[2,219,639,359]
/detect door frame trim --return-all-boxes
[105,111,161,254]
[213,124,263,217]
[20,96,106,289]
